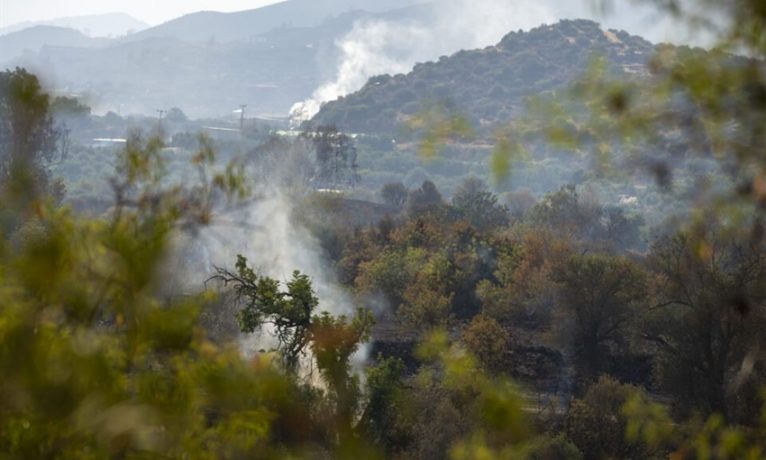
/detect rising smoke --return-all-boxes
[289,0,705,125]
[289,0,555,124]
[182,190,359,358]
[163,135,365,364]
[176,0,699,363]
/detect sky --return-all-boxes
[0,0,284,28]
[0,0,710,47]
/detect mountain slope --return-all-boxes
[0,13,148,38]
[311,19,654,135]
[126,0,421,43]
[0,26,109,65]
[5,4,430,117]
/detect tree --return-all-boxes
[361,356,408,454]
[248,134,316,188]
[461,314,510,372]
[454,176,486,198]
[212,257,318,373]
[50,96,91,118]
[164,107,188,124]
[0,68,61,200]
[302,125,358,188]
[645,230,766,422]
[400,280,454,329]
[554,254,647,382]
[380,182,408,208]
[566,376,647,460]
[312,310,374,434]
[400,331,532,460]
[211,255,375,436]
[477,228,573,330]
[0,127,319,457]
[451,178,509,231]
[407,180,443,216]
[529,185,598,238]
[355,249,410,307]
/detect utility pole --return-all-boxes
[239,105,247,132]
[156,109,166,132]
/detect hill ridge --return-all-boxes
[310,18,655,136]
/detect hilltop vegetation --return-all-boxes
[2,0,766,458]
[312,19,654,135]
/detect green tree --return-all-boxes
[312,310,374,434]
[212,258,318,373]
[554,254,647,382]
[212,255,375,441]
[566,376,648,460]
[451,177,509,231]
[477,228,573,330]
[380,181,408,208]
[407,180,443,216]
[361,356,408,454]
[50,96,91,118]
[645,230,766,423]
[0,68,61,203]
[461,314,510,372]
[165,107,188,123]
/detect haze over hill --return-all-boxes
[0,26,110,64]
[0,12,149,38]
[5,5,433,117]
[126,0,421,43]
[0,0,703,118]
[311,19,654,135]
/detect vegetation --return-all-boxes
[1,0,766,458]
[312,19,653,136]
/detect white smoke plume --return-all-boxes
[290,0,556,124]
[288,0,710,126]
[188,191,358,357]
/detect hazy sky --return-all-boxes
[0,0,283,28]
[0,0,708,46]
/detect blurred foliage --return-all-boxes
[461,314,510,373]
[565,376,650,459]
[0,132,316,458]
[2,0,766,458]
[513,0,766,238]
[405,102,474,160]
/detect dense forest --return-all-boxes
[1,0,766,459]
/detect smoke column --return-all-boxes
[171,185,364,367]
[288,0,708,125]
[290,0,556,124]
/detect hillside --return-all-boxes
[0,13,148,38]
[127,0,421,43]
[0,26,109,64]
[311,19,654,135]
[5,4,430,117]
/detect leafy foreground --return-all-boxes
[3,0,766,456]
[0,180,565,457]
[0,124,565,458]
[0,138,764,460]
